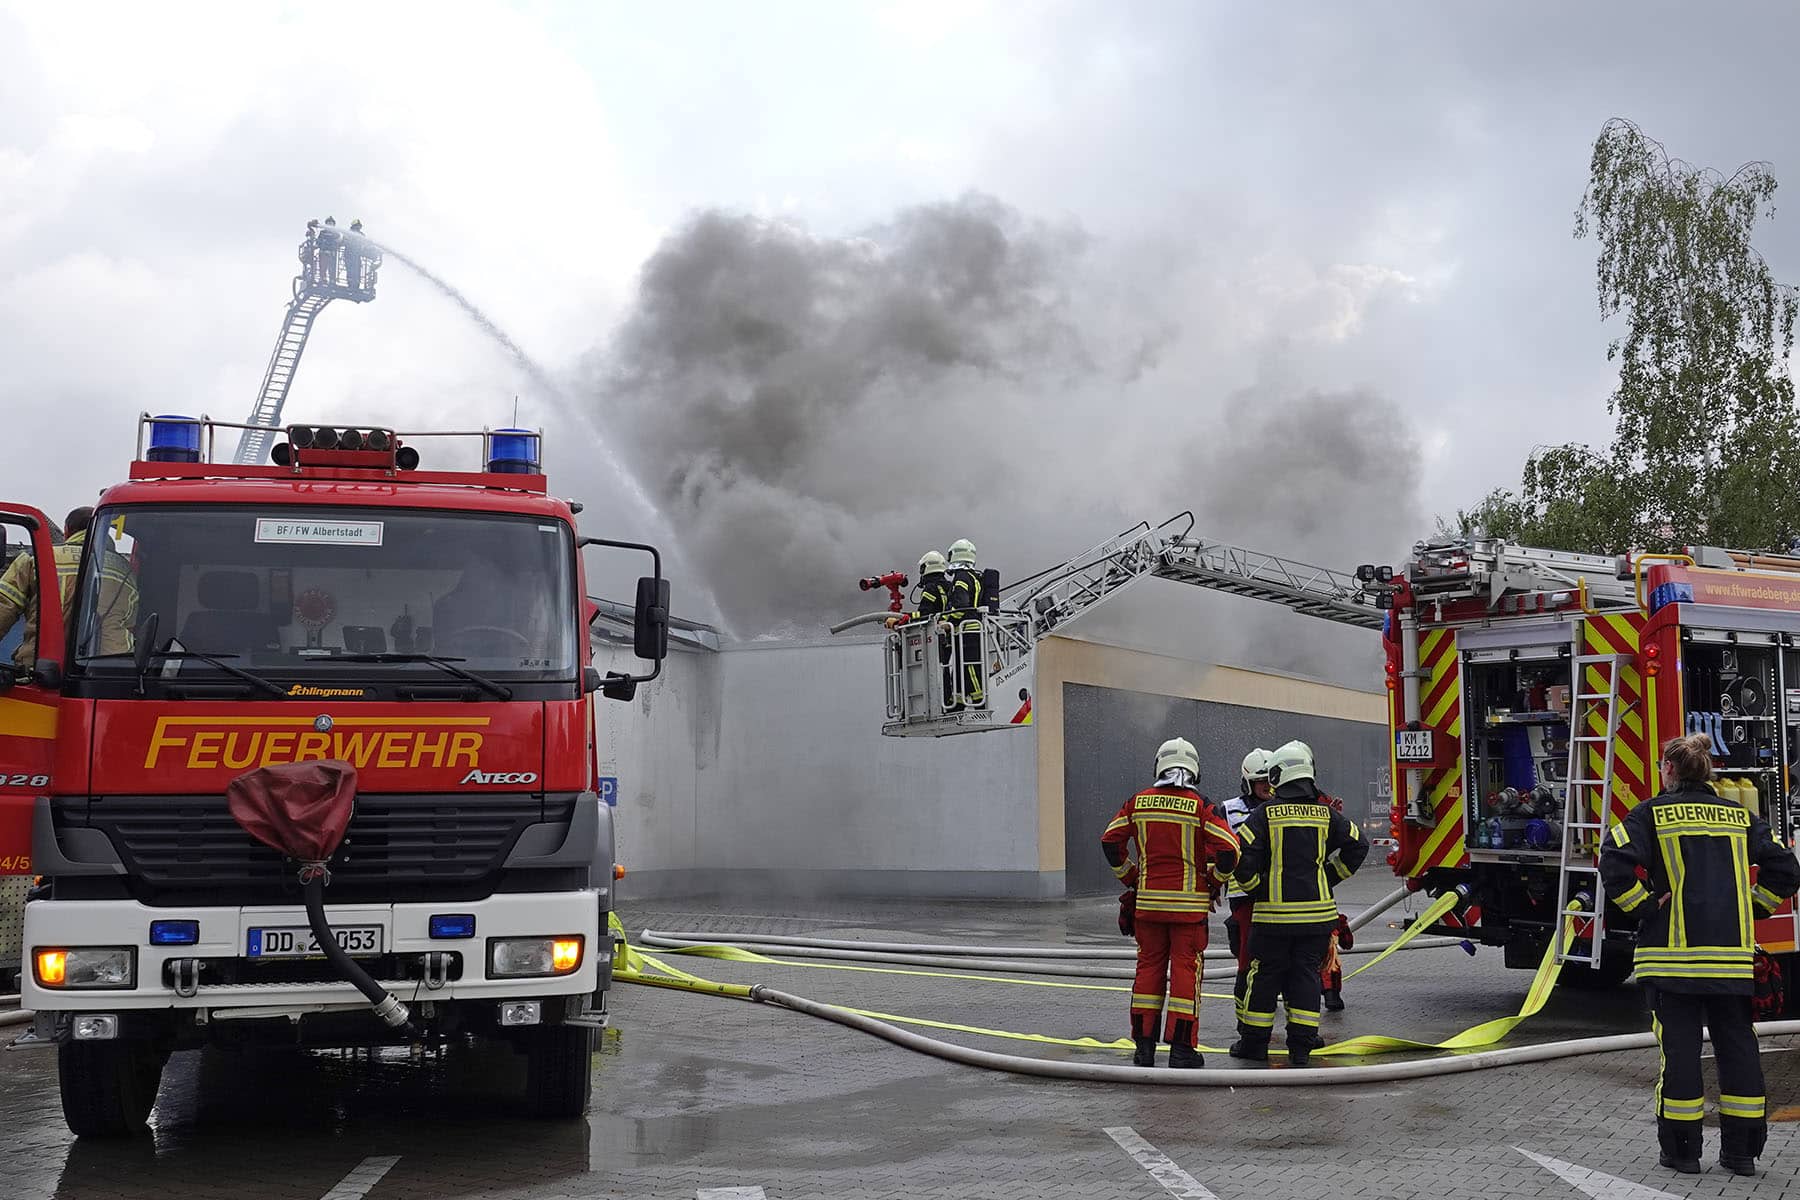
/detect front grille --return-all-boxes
[58,794,572,905]
[192,952,465,987]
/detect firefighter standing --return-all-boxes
[316,217,342,288]
[1101,737,1239,1069]
[1230,739,1367,1065]
[945,538,985,711]
[1600,732,1800,1177]
[342,219,369,293]
[1224,748,1273,1023]
[0,507,138,666]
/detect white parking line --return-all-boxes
[697,1189,767,1199]
[319,1156,400,1200]
[1103,1126,1220,1200]
[1515,1147,1680,1199]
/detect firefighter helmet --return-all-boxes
[1266,740,1316,787]
[1155,737,1200,779]
[1240,748,1273,786]
[948,538,978,566]
[918,549,947,576]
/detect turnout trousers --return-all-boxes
[1649,986,1767,1160]
[1132,918,1206,1047]
[1224,897,1254,1020]
[1238,927,1330,1046]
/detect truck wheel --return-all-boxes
[523,1025,595,1118]
[1560,941,1635,990]
[58,1041,166,1138]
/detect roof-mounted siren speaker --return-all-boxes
[146,415,202,463]
[486,427,540,475]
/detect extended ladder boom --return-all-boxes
[235,290,333,465]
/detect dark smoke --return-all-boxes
[594,193,1425,667]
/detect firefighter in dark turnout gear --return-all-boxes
[1229,739,1367,1064]
[887,551,956,707]
[1600,732,1800,1177]
[1224,748,1274,1023]
[1101,737,1239,1069]
[945,538,984,711]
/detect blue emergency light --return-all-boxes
[486,428,540,475]
[146,415,202,463]
[429,914,476,939]
[149,919,200,946]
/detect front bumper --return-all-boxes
[21,890,609,1013]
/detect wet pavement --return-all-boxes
[8,874,1800,1198]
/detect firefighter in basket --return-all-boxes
[1223,748,1273,1022]
[945,538,985,712]
[886,551,955,707]
[1101,737,1239,1069]
[1600,731,1800,1178]
[1230,739,1367,1065]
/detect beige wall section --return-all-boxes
[1033,636,1387,873]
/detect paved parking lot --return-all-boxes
[7,876,1800,1199]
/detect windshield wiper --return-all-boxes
[85,649,289,699]
[337,653,514,701]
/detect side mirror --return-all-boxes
[634,576,670,661]
[577,535,669,696]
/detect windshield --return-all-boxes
[73,505,576,682]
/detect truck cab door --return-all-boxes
[0,506,65,875]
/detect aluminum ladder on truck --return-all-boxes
[234,288,335,465]
[1554,637,1629,967]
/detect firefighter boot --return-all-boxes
[1719,1118,1764,1177]
[1227,1036,1269,1062]
[1167,1021,1201,1069]
[1131,1036,1157,1067]
[1287,1032,1325,1068]
[1322,987,1344,1012]
[1656,1119,1702,1175]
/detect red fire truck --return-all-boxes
[1,415,668,1135]
[1378,536,1800,994]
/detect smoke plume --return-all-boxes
[592,193,1425,673]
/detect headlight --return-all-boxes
[35,947,135,989]
[487,936,583,978]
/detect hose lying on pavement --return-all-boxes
[640,932,1463,971]
[645,885,1446,968]
[742,984,1800,1087]
[0,1010,32,1029]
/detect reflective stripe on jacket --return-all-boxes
[1101,785,1239,922]
[1232,783,1367,930]
[1600,783,1800,994]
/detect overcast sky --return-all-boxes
[6,1,1800,651]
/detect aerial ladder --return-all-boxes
[233,224,380,465]
[854,513,1386,737]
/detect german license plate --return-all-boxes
[1395,729,1435,763]
[247,926,382,958]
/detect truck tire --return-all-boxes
[523,1025,595,1118]
[58,1041,166,1138]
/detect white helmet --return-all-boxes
[947,538,978,567]
[1266,740,1316,788]
[918,550,947,576]
[1240,748,1273,786]
[1155,737,1200,779]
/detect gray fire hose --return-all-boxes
[829,612,898,634]
[741,984,1800,1086]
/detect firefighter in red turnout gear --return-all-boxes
[1102,737,1239,1068]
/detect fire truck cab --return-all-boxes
[0,415,669,1136]
[1381,536,1800,993]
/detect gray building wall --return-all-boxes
[1060,682,1389,894]
[599,636,1043,899]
